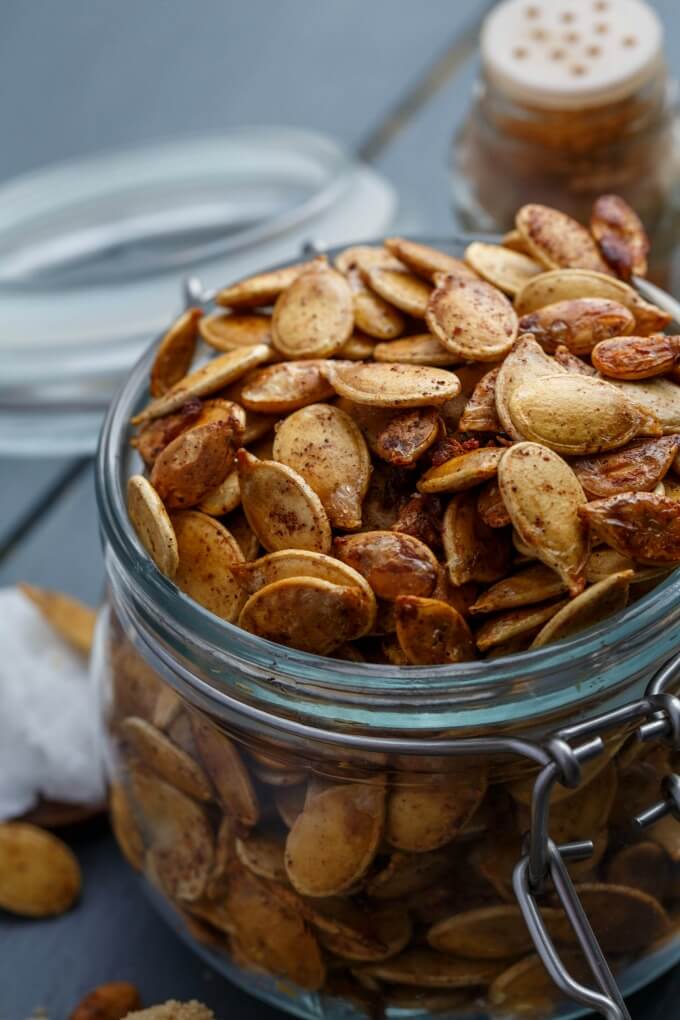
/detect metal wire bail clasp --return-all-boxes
[512,651,680,1020]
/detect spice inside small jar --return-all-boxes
[453,0,678,280]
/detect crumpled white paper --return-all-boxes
[0,587,106,820]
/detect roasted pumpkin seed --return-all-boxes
[530,571,633,648]
[464,242,542,296]
[386,771,487,853]
[0,823,81,917]
[606,842,671,901]
[172,511,245,621]
[507,375,642,455]
[428,904,569,961]
[443,490,512,586]
[326,360,460,408]
[109,782,145,872]
[237,450,332,553]
[373,407,442,467]
[579,492,680,564]
[285,781,385,897]
[373,333,459,366]
[216,259,322,308]
[499,443,589,594]
[129,767,213,902]
[272,266,353,358]
[519,298,635,355]
[591,194,650,279]
[239,577,372,654]
[149,308,202,397]
[426,274,517,362]
[572,436,679,498]
[356,948,503,989]
[395,596,475,665]
[133,345,270,423]
[190,715,259,826]
[235,823,287,882]
[120,717,212,801]
[273,403,370,529]
[239,359,334,413]
[19,583,97,656]
[334,531,439,600]
[226,868,326,989]
[384,237,476,282]
[458,367,501,432]
[69,982,142,1020]
[469,564,565,615]
[494,335,564,439]
[199,312,272,351]
[592,333,680,380]
[516,204,612,274]
[419,447,504,494]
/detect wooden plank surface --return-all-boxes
[3,1,680,1017]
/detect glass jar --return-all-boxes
[94,242,680,1020]
[451,0,680,286]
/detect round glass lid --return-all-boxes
[0,128,396,456]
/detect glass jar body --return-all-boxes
[451,69,679,284]
[96,583,680,1020]
[95,238,680,1020]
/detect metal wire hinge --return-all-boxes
[513,652,680,1020]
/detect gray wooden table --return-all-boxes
[1,2,679,1017]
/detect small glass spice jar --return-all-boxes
[452,0,679,282]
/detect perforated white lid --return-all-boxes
[481,0,664,110]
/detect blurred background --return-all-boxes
[2,2,680,1017]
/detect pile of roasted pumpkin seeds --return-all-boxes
[127,195,680,664]
[109,615,680,1018]
[113,195,680,1018]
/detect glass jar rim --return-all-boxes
[96,237,680,733]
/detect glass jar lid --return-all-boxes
[0,128,396,456]
[481,0,664,110]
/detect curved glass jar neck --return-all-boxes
[97,242,680,749]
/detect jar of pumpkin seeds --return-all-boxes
[94,225,680,1020]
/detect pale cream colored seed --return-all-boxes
[215,258,324,308]
[507,374,642,456]
[127,475,179,578]
[516,204,612,275]
[464,242,542,296]
[384,237,478,282]
[426,274,518,362]
[498,443,589,595]
[272,266,354,358]
[363,267,432,317]
[494,335,566,440]
[325,361,460,408]
[133,345,271,423]
[373,333,459,366]
[198,312,272,352]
